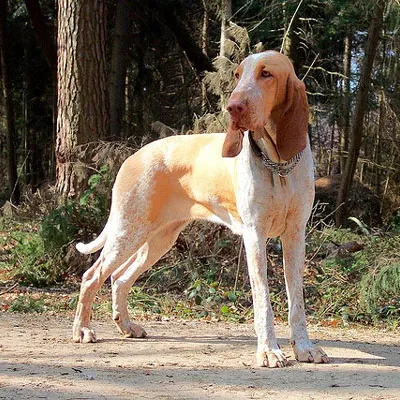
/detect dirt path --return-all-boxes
[0,313,399,400]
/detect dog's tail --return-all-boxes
[76,225,108,255]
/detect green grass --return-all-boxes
[1,215,399,327]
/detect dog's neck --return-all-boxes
[251,122,281,163]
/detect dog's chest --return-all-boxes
[235,156,297,236]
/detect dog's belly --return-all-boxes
[188,192,288,238]
[205,209,287,238]
[202,206,244,235]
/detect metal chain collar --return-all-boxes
[248,131,304,178]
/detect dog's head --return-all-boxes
[223,51,309,161]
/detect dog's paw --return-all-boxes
[291,340,329,364]
[123,323,147,338]
[73,327,97,343]
[256,348,288,368]
[116,321,147,338]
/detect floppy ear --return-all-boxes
[276,76,309,161]
[222,122,244,157]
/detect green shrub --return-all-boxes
[40,164,111,252]
[305,227,400,325]
[40,202,79,252]
[9,295,45,313]
[361,263,400,322]
[8,166,112,286]
[388,210,400,233]
[9,228,63,286]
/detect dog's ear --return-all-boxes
[222,123,244,157]
[276,76,309,161]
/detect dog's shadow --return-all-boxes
[97,332,400,368]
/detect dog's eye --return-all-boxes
[235,72,240,79]
[261,70,272,78]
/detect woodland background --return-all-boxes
[0,0,399,325]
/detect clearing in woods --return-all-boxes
[1,313,399,399]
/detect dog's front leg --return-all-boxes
[281,228,329,364]
[243,230,287,368]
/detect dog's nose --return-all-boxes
[226,100,247,118]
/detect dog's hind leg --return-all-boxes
[72,234,147,343]
[111,221,186,338]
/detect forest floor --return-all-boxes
[1,312,399,400]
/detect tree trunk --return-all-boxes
[219,0,232,58]
[335,0,385,227]
[24,0,57,74]
[132,1,213,73]
[24,0,58,181]
[56,0,109,198]
[339,33,352,173]
[392,45,400,115]
[201,0,208,113]
[281,0,302,75]
[0,1,20,204]
[131,29,146,138]
[109,0,133,139]
[375,90,384,199]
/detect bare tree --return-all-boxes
[281,0,304,75]
[336,0,385,226]
[109,0,133,139]
[338,33,352,172]
[0,1,20,204]
[220,0,232,58]
[201,0,209,113]
[24,0,57,180]
[24,0,57,75]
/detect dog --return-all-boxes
[73,50,329,368]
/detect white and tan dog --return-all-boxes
[74,51,329,368]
